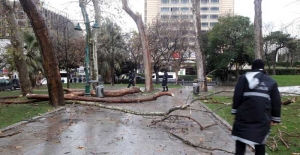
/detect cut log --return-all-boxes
[63,86,142,97]
[281,97,297,105]
[26,91,174,103]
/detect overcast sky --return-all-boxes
[43,0,300,34]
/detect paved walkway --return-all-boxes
[0,86,254,155]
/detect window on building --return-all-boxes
[200,7,209,11]
[201,0,208,4]
[210,22,217,27]
[181,15,189,19]
[210,15,218,19]
[201,15,208,19]
[211,7,219,11]
[171,15,179,19]
[181,7,189,12]
[171,7,179,12]
[211,0,219,3]
[171,0,179,4]
[161,15,169,20]
[201,22,208,27]
[181,0,189,4]
[161,0,169,4]
[161,7,169,12]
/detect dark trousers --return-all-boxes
[235,140,265,155]
[127,81,135,88]
[162,85,168,91]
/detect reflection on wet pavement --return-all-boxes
[0,86,256,155]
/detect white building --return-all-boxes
[144,0,234,31]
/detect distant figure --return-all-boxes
[162,70,168,92]
[127,71,135,88]
[231,59,281,155]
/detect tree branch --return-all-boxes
[71,101,188,116]
[169,132,234,154]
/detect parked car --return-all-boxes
[0,78,20,91]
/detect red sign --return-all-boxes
[172,52,180,59]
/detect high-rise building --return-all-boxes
[144,0,234,30]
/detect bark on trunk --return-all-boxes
[91,0,100,81]
[1,0,32,96]
[122,0,153,92]
[281,97,297,105]
[273,49,278,75]
[63,87,142,97]
[19,0,64,107]
[26,91,173,103]
[254,0,263,59]
[192,0,207,92]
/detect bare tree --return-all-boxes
[91,0,101,81]
[191,0,207,92]
[147,19,189,85]
[254,0,263,59]
[122,0,153,92]
[0,0,32,96]
[19,0,64,107]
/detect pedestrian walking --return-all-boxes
[127,71,135,88]
[231,59,281,155]
[162,70,168,92]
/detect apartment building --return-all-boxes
[0,0,73,39]
[144,0,234,30]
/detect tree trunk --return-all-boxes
[192,0,207,92]
[254,0,263,59]
[26,91,173,103]
[91,0,100,81]
[19,0,64,107]
[79,0,92,94]
[122,0,153,92]
[64,86,142,97]
[1,0,32,96]
[272,50,278,75]
[111,60,115,86]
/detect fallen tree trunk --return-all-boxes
[281,97,297,105]
[73,101,189,116]
[26,91,174,103]
[63,86,142,97]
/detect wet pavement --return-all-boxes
[0,86,257,155]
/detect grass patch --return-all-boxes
[271,75,300,86]
[0,101,54,129]
[204,96,300,155]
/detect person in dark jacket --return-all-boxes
[127,71,135,88]
[231,59,281,155]
[162,70,168,92]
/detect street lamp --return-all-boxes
[74,1,100,96]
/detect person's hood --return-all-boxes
[245,71,263,89]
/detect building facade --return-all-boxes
[144,0,234,31]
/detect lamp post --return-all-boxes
[75,1,100,96]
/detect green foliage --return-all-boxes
[23,31,43,86]
[206,15,254,73]
[97,18,128,83]
[178,75,197,81]
[226,68,300,76]
[276,61,300,68]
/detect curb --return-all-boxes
[199,101,233,131]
